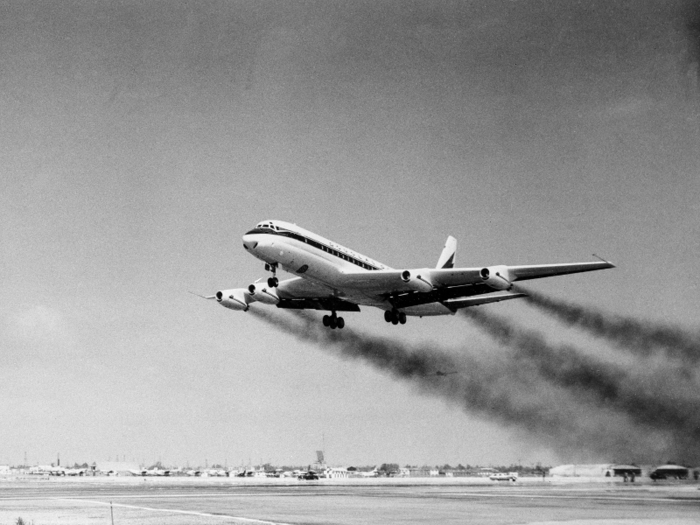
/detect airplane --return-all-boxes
[360,466,379,477]
[29,465,66,476]
[202,220,614,329]
[130,467,171,476]
[434,370,458,377]
[148,468,170,476]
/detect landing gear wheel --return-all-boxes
[265,263,279,287]
[398,312,407,325]
[384,311,392,323]
[337,317,345,329]
[329,317,337,329]
[322,315,330,327]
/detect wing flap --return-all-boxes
[444,292,527,309]
[277,297,361,312]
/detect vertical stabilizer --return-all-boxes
[436,236,457,269]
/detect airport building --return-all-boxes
[650,464,692,480]
[549,464,643,478]
[95,461,140,475]
[323,467,350,479]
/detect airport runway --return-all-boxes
[0,478,699,525]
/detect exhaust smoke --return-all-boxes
[521,288,700,365]
[462,307,700,464]
[248,307,683,462]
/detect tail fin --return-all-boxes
[436,236,457,269]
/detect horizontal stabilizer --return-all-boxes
[444,291,527,309]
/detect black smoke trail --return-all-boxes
[247,307,672,462]
[462,307,700,463]
[520,288,700,365]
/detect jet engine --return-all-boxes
[247,283,280,305]
[480,266,513,290]
[401,270,434,293]
[216,289,252,311]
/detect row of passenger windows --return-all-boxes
[249,226,379,270]
[318,243,375,270]
[300,236,376,270]
[281,232,376,270]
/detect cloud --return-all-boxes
[2,305,79,366]
[7,305,65,342]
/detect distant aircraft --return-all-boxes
[29,465,66,476]
[201,220,614,329]
[435,370,458,377]
[148,468,170,476]
[360,466,379,478]
[130,468,170,477]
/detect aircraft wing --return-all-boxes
[502,261,616,282]
[337,259,613,295]
[275,277,361,311]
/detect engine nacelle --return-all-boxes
[401,269,434,293]
[247,283,279,305]
[480,266,513,291]
[216,288,252,311]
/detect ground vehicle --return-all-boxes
[490,472,518,482]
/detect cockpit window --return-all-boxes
[245,227,270,235]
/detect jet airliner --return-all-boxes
[203,220,614,329]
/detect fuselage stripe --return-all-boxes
[245,227,383,271]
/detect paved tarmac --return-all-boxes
[1,477,699,525]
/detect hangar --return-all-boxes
[650,464,689,480]
[549,464,641,479]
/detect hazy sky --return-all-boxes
[2,0,699,469]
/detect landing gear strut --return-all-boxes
[322,311,345,330]
[264,263,279,288]
[384,310,406,325]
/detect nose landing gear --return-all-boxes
[264,263,279,288]
[384,310,406,325]
[322,311,345,329]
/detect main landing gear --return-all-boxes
[264,263,279,288]
[322,312,345,330]
[384,310,406,325]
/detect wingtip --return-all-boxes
[188,291,216,300]
[592,254,616,268]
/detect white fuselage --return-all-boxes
[241,220,451,315]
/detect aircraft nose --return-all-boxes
[242,234,258,250]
